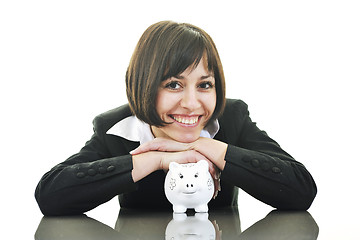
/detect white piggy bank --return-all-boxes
[164,160,214,213]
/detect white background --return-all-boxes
[1,0,359,239]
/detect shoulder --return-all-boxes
[216,99,250,142]
[93,104,133,132]
[222,98,249,118]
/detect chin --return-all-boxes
[173,134,200,143]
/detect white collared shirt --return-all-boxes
[106,116,220,144]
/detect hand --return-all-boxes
[131,137,227,170]
[131,137,222,198]
[131,143,216,183]
[158,150,214,172]
[131,137,216,174]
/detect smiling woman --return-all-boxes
[35,20,317,216]
[151,57,217,143]
[126,21,226,128]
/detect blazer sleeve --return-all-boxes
[219,99,317,210]
[35,115,138,216]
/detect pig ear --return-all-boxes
[169,162,180,170]
[196,160,209,170]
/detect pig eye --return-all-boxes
[195,173,199,178]
[179,173,183,179]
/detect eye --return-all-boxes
[194,173,199,178]
[198,81,214,90]
[179,173,183,179]
[165,81,181,90]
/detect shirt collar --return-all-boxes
[106,116,220,145]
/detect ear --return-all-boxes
[196,160,209,170]
[169,162,180,171]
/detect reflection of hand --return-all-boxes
[211,220,223,240]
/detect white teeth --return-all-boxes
[172,116,199,125]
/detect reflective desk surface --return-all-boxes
[35,207,318,240]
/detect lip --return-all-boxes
[169,114,202,127]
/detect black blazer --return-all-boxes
[35,99,317,216]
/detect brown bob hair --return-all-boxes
[126,21,226,127]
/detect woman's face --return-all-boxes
[151,58,216,143]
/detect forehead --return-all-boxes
[163,39,215,76]
[178,57,213,77]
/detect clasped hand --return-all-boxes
[130,137,227,198]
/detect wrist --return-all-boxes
[131,151,161,182]
[194,137,227,170]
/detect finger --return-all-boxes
[160,150,209,170]
[130,141,159,155]
[213,178,221,199]
[130,140,166,155]
[208,163,219,180]
[211,167,221,199]
[159,150,197,170]
[185,150,208,164]
[189,151,219,180]
[130,138,189,155]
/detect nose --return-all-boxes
[183,181,198,193]
[180,88,201,111]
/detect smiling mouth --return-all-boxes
[170,115,201,125]
[182,191,196,194]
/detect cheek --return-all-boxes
[205,92,217,113]
[155,92,169,114]
[156,92,179,114]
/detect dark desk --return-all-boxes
[35,207,318,239]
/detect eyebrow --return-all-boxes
[200,74,213,80]
[174,74,213,80]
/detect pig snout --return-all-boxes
[182,182,198,194]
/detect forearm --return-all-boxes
[35,155,137,216]
[221,144,317,210]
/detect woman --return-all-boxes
[35,21,317,216]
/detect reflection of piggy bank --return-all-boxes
[165,213,215,240]
[164,160,214,213]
